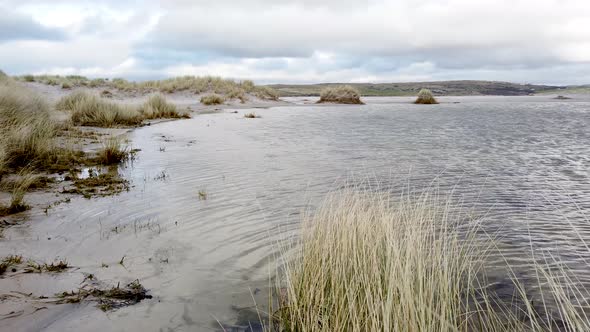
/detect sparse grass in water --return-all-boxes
[270,189,590,331]
[95,138,128,165]
[0,172,39,216]
[200,94,225,105]
[414,88,438,104]
[317,85,363,104]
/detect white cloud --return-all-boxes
[1,0,589,84]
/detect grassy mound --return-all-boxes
[274,190,590,331]
[200,94,225,105]
[317,85,363,104]
[56,91,142,127]
[414,88,438,104]
[140,94,188,119]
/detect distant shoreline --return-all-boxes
[268,80,590,97]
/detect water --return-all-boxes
[1,96,590,331]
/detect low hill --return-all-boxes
[268,80,569,97]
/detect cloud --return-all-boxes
[0,7,66,41]
[1,0,589,84]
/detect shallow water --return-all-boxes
[2,96,590,331]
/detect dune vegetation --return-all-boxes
[272,190,590,331]
[0,76,78,174]
[56,91,143,127]
[56,91,187,127]
[317,85,364,104]
[16,74,280,101]
[0,74,190,217]
[200,94,225,105]
[414,88,438,104]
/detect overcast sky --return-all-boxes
[1,0,589,84]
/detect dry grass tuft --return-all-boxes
[414,88,438,104]
[317,85,363,104]
[200,94,225,105]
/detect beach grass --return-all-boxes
[317,85,363,104]
[415,88,438,104]
[95,138,128,165]
[0,78,62,171]
[270,190,590,331]
[200,94,225,105]
[16,75,280,100]
[56,91,143,127]
[140,93,188,119]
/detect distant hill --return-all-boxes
[268,80,577,97]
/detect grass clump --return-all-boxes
[317,85,363,104]
[0,173,41,216]
[244,112,260,118]
[0,81,59,170]
[140,93,188,119]
[0,255,23,275]
[56,91,142,127]
[200,94,225,105]
[254,86,280,101]
[272,190,590,331]
[414,88,438,104]
[95,138,128,165]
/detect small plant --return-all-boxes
[44,260,69,272]
[0,255,23,275]
[200,94,224,105]
[317,85,363,104]
[414,88,438,104]
[95,138,128,165]
[244,112,260,118]
[61,82,72,89]
[0,173,38,216]
[198,190,207,200]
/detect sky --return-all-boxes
[0,0,589,85]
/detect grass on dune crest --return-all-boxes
[17,74,280,100]
[317,85,363,104]
[270,190,590,331]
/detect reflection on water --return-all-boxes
[1,96,590,330]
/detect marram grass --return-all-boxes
[268,190,590,331]
[415,88,438,104]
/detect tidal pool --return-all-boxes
[1,96,590,331]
